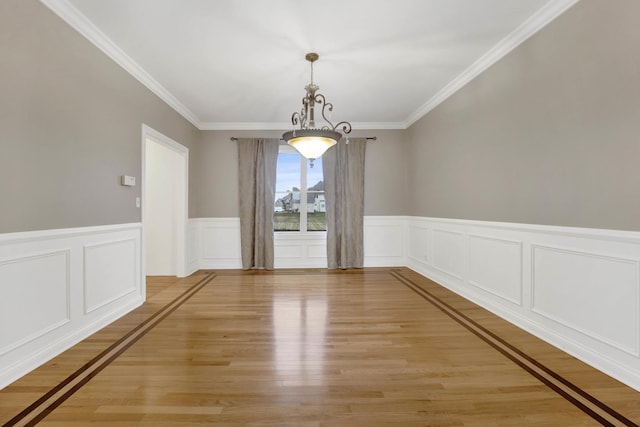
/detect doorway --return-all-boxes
[142,125,188,278]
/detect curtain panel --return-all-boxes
[237,138,279,270]
[323,138,367,269]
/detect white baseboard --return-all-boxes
[0,223,143,389]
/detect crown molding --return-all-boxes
[198,122,292,131]
[403,0,581,129]
[41,0,580,132]
[350,122,406,130]
[40,0,202,128]
[198,121,406,131]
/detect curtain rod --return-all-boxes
[230,136,377,141]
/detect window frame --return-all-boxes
[274,144,326,235]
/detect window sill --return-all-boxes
[274,231,327,241]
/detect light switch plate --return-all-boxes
[121,175,136,186]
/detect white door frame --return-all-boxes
[141,124,189,279]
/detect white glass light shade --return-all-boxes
[287,136,336,159]
[282,129,341,159]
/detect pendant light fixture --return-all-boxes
[282,53,352,163]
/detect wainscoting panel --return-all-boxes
[0,251,70,357]
[274,233,327,268]
[468,235,522,305]
[307,243,328,259]
[408,224,430,265]
[0,224,143,389]
[363,216,405,267]
[186,221,199,275]
[84,238,138,315]
[203,223,242,260]
[189,217,406,270]
[273,242,301,259]
[431,229,465,280]
[406,217,640,391]
[531,245,639,355]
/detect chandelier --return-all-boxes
[282,53,352,163]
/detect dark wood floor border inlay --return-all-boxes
[3,273,216,427]
[391,270,638,427]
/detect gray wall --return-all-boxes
[406,0,640,231]
[1,0,404,233]
[192,129,406,218]
[0,0,199,233]
[8,0,638,234]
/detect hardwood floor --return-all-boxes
[1,268,639,426]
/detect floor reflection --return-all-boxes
[272,291,327,386]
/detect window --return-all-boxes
[274,144,326,232]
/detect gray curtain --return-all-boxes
[237,138,279,270]
[323,138,367,269]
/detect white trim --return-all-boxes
[363,216,406,267]
[349,122,406,131]
[529,244,640,356]
[40,0,201,128]
[142,124,190,278]
[0,297,142,390]
[467,234,523,306]
[403,0,581,128]
[0,223,141,244]
[0,223,143,389]
[196,218,242,270]
[410,216,640,243]
[188,216,407,270]
[406,215,640,392]
[199,121,407,131]
[200,122,293,131]
[0,250,71,357]
[83,238,139,314]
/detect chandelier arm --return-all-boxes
[291,112,301,127]
[333,120,352,134]
[314,94,338,130]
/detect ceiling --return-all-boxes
[43,0,579,130]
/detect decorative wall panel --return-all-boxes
[84,239,137,314]
[0,224,143,389]
[0,251,70,356]
[469,235,522,305]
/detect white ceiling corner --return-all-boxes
[403,0,581,128]
[40,0,202,128]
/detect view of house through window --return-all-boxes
[274,145,326,232]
